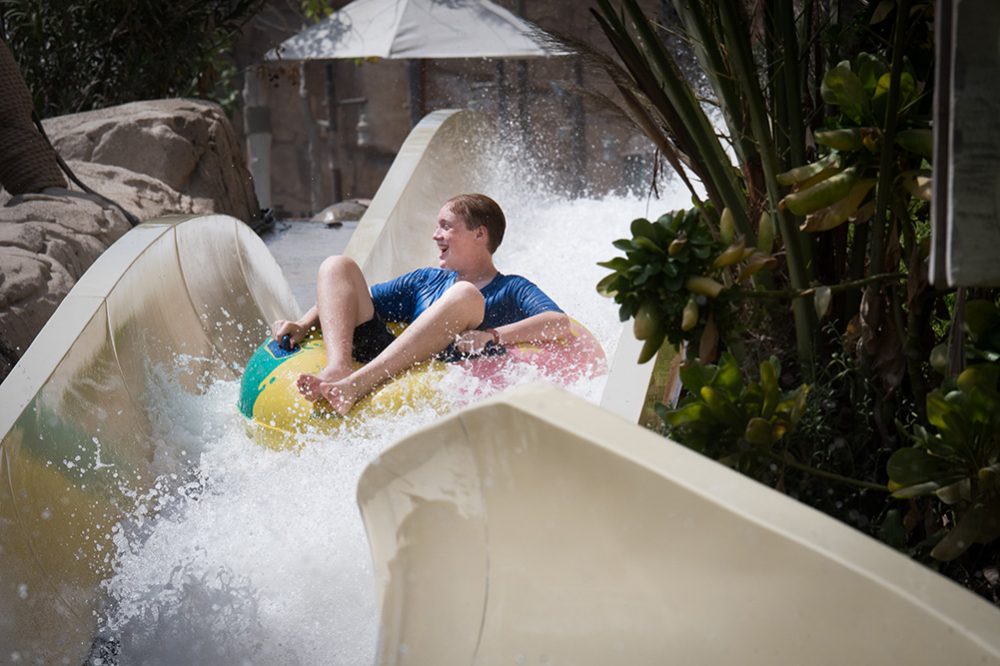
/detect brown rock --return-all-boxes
[44,98,260,223]
[0,99,262,383]
[0,193,130,362]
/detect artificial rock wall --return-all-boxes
[0,99,260,380]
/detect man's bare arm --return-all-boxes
[271,305,320,345]
[452,311,571,355]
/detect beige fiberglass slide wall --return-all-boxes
[358,383,1000,665]
[0,109,533,661]
[0,215,298,660]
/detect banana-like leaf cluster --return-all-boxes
[890,300,1000,561]
[657,353,810,470]
[597,207,774,364]
[777,52,931,233]
[597,208,720,363]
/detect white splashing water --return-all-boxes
[98,180,692,663]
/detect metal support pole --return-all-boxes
[243,65,272,210]
[299,62,322,215]
[324,62,342,202]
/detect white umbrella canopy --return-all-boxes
[267,0,565,61]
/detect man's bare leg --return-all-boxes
[298,281,485,414]
[313,255,375,384]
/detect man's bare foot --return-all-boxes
[296,373,357,416]
[315,362,353,384]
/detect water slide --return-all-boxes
[1,109,996,662]
[359,384,1000,664]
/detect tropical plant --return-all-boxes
[590,0,1000,604]
[889,301,1000,561]
[1,0,265,117]
[659,353,810,475]
[597,207,777,363]
[590,0,818,368]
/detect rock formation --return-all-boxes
[44,99,260,224]
[0,99,261,381]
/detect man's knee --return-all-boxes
[445,281,485,305]
[318,255,361,278]
[442,282,485,323]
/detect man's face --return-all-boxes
[433,204,487,270]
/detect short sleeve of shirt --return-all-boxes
[370,267,453,323]
[480,274,562,329]
[370,268,560,328]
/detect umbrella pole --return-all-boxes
[408,59,425,127]
[496,61,508,126]
[571,59,586,196]
[517,0,530,145]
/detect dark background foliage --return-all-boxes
[1,0,264,117]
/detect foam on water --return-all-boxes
[98,181,692,663]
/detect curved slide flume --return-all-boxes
[7,104,991,666]
[0,215,298,660]
[0,109,525,662]
[358,383,1000,665]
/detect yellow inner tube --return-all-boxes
[239,334,450,450]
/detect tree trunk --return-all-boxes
[0,38,66,195]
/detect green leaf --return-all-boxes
[742,386,764,417]
[679,359,714,395]
[633,236,665,253]
[878,509,907,550]
[778,385,811,423]
[760,360,779,419]
[618,303,632,322]
[926,391,950,430]
[633,265,655,285]
[856,52,888,96]
[637,330,666,364]
[873,71,916,121]
[956,363,1000,394]
[887,447,965,491]
[822,61,869,123]
[596,273,618,297]
[630,217,656,240]
[700,386,745,428]
[664,401,706,427]
[597,257,629,271]
[714,353,743,392]
[744,417,773,448]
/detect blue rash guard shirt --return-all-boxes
[370,267,562,329]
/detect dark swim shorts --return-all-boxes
[352,314,397,363]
